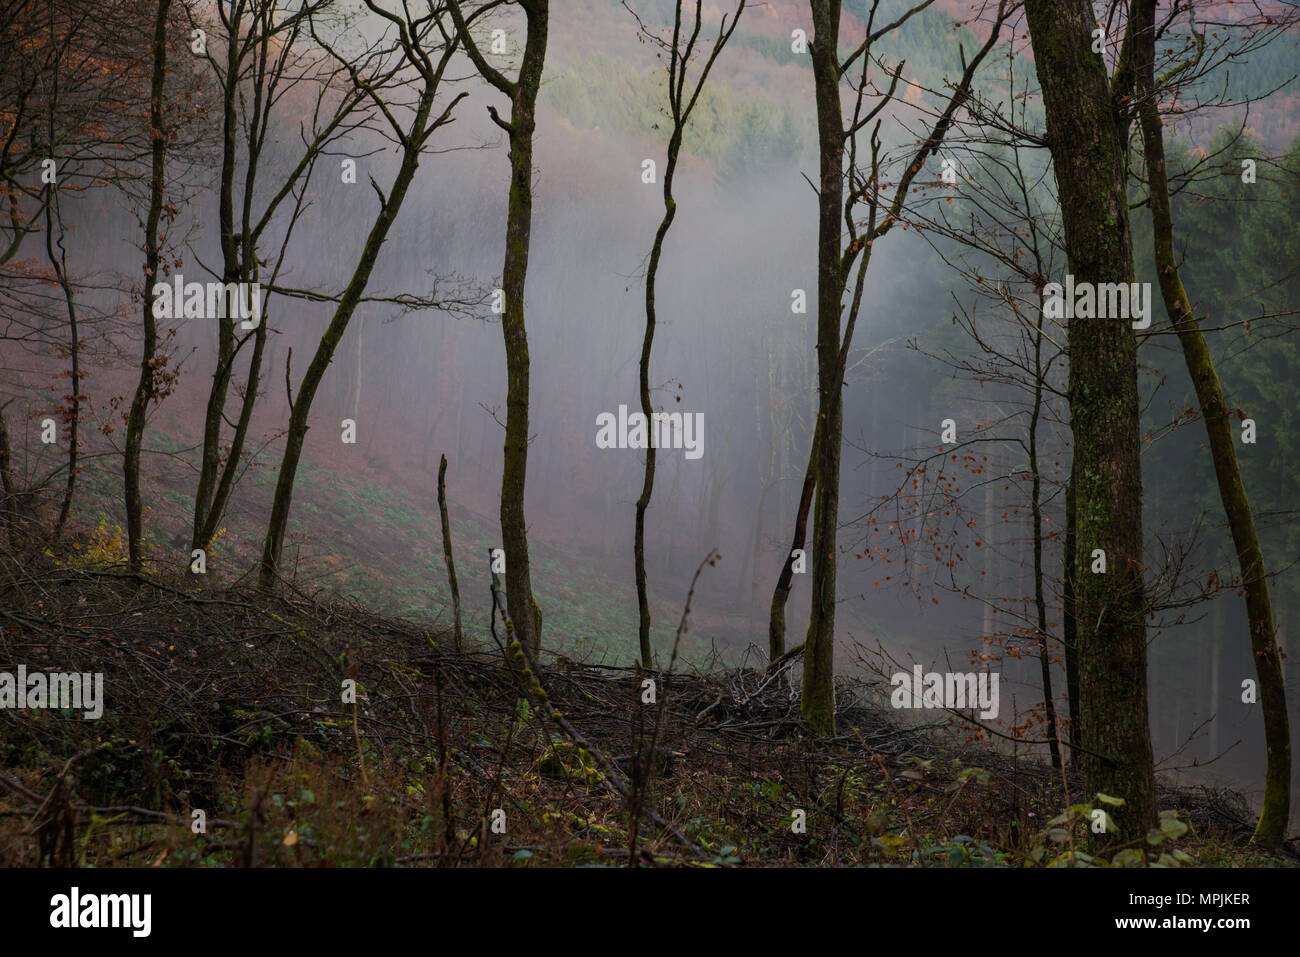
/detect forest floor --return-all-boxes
[0,546,1294,868]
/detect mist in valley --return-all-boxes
[5,0,1299,825]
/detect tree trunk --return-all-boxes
[192,17,240,549]
[1024,0,1156,835]
[494,3,549,659]
[259,89,437,587]
[0,404,19,548]
[800,0,847,734]
[1029,314,1061,768]
[769,420,817,663]
[634,122,679,668]
[438,454,464,652]
[635,0,743,664]
[197,310,267,549]
[124,0,172,573]
[1133,0,1290,846]
[44,196,78,539]
[1064,477,1081,763]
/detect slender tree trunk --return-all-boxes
[1133,0,1290,846]
[195,3,329,554]
[1024,0,1156,834]
[44,197,78,538]
[633,0,743,664]
[634,122,679,668]
[438,454,464,652]
[193,20,241,548]
[494,5,549,658]
[124,0,172,573]
[1064,477,1081,763]
[1029,316,1061,768]
[800,0,847,734]
[259,91,437,587]
[769,420,817,662]
[0,404,19,548]
[197,310,267,548]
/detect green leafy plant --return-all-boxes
[919,834,1008,868]
[1028,794,1196,867]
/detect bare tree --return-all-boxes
[187,0,376,559]
[447,0,549,658]
[1131,0,1292,847]
[124,0,176,572]
[625,0,745,668]
[795,0,1008,731]
[904,136,1071,767]
[2,1,165,537]
[258,0,469,587]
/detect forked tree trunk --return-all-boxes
[192,17,240,550]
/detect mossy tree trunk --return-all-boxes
[800,0,847,734]
[450,0,549,659]
[1132,0,1290,847]
[1023,0,1157,835]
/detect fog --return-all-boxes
[5,0,1297,818]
